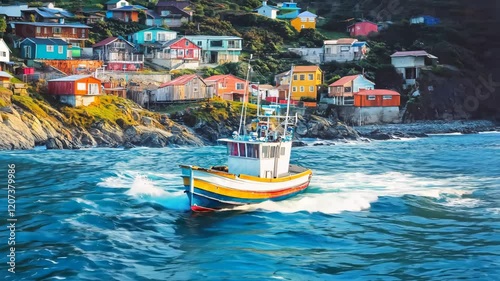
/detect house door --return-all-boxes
[210,52,217,63]
[25,46,31,58]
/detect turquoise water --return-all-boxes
[0,133,499,280]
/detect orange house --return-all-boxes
[291,11,318,32]
[204,74,248,102]
[354,89,400,107]
[48,75,102,107]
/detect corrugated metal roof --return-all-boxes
[391,50,438,58]
[355,89,400,96]
[297,11,317,18]
[204,74,246,82]
[92,37,118,48]
[0,71,13,78]
[184,35,242,40]
[11,21,90,28]
[0,5,28,17]
[159,74,201,87]
[22,37,69,45]
[329,75,359,86]
[48,75,96,82]
[293,65,320,72]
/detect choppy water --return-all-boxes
[1,133,499,280]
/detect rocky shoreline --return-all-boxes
[354,120,498,140]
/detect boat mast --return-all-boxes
[283,65,294,137]
[238,54,253,137]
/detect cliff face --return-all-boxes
[0,92,204,150]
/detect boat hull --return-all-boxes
[180,165,312,212]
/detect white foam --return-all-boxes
[441,198,482,208]
[125,175,168,197]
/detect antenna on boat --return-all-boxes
[284,65,294,137]
[238,54,253,137]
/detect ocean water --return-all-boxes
[0,133,499,280]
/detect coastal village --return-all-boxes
[0,0,446,128]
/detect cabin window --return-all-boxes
[246,144,259,159]
[280,147,286,156]
[46,45,54,52]
[144,32,152,41]
[72,28,76,34]
[270,146,277,158]
[308,74,314,80]
[238,143,246,157]
[36,27,41,33]
[309,86,314,92]
[300,74,305,80]
[300,86,304,92]
[236,83,244,90]
[0,52,6,57]
[53,27,62,34]
[58,46,64,54]
[367,95,376,100]
[210,40,223,47]
[262,146,270,158]
[292,86,297,92]
[383,95,393,100]
[293,74,298,80]
[197,41,202,46]
[340,46,350,52]
[344,87,352,93]
[77,83,86,91]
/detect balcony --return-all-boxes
[106,53,144,62]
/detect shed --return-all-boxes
[0,71,13,88]
[354,89,400,107]
[48,75,102,107]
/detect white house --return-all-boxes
[390,50,438,88]
[0,39,12,71]
[288,47,322,64]
[323,38,368,63]
[253,1,279,19]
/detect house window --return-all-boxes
[157,33,166,41]
[308,74,313,80]
[340,46,350,52]
[292,86,297,92]
[185,40,189,46]
[301,25,305,29]
[77,82,86,91]
[309,86,314,92]
[367,95,376,100]
[58,46,63,54]
[344,87,352,93]
[178,50,184,56]
[72,28,76,34]
[383,95,393,100]
[0,51,6,57]
[197,41,202,46]
[300,74,305,80]
[144,32,152,41]
[46,45,54,52]
[53,27,62,34]
[236,83,244,90]
[293,74,298,80]
[325,47,331,54]
[36,27,41,33]
[405,68,417,79]
[210,40,223,47]
[44,27,47,33]
[300,86,304,92]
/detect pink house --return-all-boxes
[347,21,378,37]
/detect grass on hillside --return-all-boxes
[11,95,49,119]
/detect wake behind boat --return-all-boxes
[180,63,312,212]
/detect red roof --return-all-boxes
[92,37,118,48]
[329,75,359,86]
[355,89,400,96]
[159,74,201,87]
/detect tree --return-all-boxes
[0,17,6,34]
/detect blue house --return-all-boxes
[19,38,70,60]
[276,2,301,19]
[129,27,178,45]
[410,15,440,26]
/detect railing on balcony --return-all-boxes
[107,52,144,62]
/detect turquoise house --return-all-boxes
[184,35,243,64]
[129,27,178,45]
[276,2,301,19]
[20,38,70,60]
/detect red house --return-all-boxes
[155,37,201,69]
[48,75,102,107]
[204,74,248,102]
[353,89,400,107]
[347,21,378,37]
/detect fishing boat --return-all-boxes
[180,64,312,212]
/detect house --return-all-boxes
[144,10,163,27]
[154,5,192,28]
[153,37,201,69]
[93,37,144,71]
[347,21,378,37]
[129,27,177,57]
[253,1,279,19]
[276,2,301,19]
[291,11,317,32]
[151,74,208,102]
[11,22,91,47]
[0,39,12,71]
[21,4,74,23]
[410,15,440,26]
[74,8,105,24]
[106,5,145,22]
[204,74,248,102]
[0,71,13,88]
[184,35,243,64]
[48,75,102,107]
[349,89,400,124]
[0,4,27,22]
[323,38,368,63]
[328,74,375,105]
[105,0,129,10]
[391,50,438,88]
[290,65,322,102]
[156,0,192,11]
[288,47,322,64]
[19,38,71,60]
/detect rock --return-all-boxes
[366,130,393,140]
[461,128,478,134]
[124,142,135,149]
[292,141,307,147]
[0,106,14,114]
[46,137,64,149]
[313,142,325,146]
[141,116,153,126]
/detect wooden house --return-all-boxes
[204,74,248,102]
[391,50,438,88]
[253,1,279,19]
[11,22,91,47]
[106,5,146,22]
[129,27,177,58]
[0,71,13,88]
[153,37,201,69]
[93,37,144,71]
[151,74,208,102]
[19,38,71,60]
[347,21,378,37]
[323,38,368,63]
[184,35,242,64]
[48,75,102,107]
[291,11,317,32]
[328,74,375,105]
[0,39,12,71]
[154,5,192,28]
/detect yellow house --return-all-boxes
[291,65,322,101]
[291,11,318,32]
